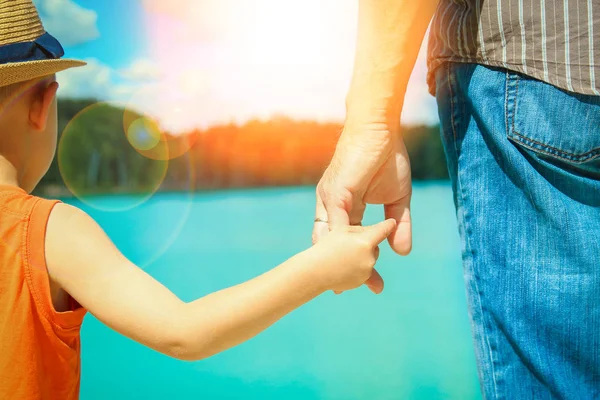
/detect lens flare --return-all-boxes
[122,86,199,161]
[127,117,161,151]
[58,102,169,212]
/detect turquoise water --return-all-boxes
[69,183,481,400]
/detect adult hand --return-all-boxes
[312,123,412,294]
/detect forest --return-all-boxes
[35,99,448,197]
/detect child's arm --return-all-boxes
[45,204,395,361]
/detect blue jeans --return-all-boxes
[435,63,600,399]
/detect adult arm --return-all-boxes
[313,0,438,292]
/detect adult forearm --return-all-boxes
[345,0,438,133]
[173,251,325,360]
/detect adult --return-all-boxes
[313,1,600,398]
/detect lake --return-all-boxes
[69,182,482,400]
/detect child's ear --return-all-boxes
[29,80,59,131]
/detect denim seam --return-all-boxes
[505,71,512,137]
[449,63,457,146]
[447,63,501,400]
[513,73,520,136]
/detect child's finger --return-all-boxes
[362,219,397,245]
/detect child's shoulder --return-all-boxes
[45,202,95,254]
[45,201,111,275]
[47,202,92,231]
[45,202,98,260]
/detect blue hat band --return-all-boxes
[0,32,65,65]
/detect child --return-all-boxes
[0,2,396,399]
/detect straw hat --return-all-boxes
[0,0,85,87]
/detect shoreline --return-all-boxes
[38,180,452,200]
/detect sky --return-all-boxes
[33,0,439,132]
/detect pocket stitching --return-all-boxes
[509,130,600,163]
[507,73,600,164]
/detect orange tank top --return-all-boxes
[0,184,86,400]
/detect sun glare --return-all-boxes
[139,0,358,131]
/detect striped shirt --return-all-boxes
[427,0,600,96]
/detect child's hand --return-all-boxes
[309,219,397,295]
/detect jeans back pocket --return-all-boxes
[505,72,600,165]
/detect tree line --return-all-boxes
[36,99,448,197]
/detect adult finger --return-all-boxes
[365,268,384,294]
[312,187,329,244]
[348,197,367,227]
[384,193,412,255]
[319,184,351,230]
